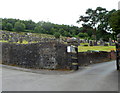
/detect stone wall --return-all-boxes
[1,42,116,70]
[0,42,2,63]
[77,51,116,66]
[2,42,69,69]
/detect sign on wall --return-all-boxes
[67,46,76,53]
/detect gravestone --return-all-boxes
[0,31,3,40]
[117,34,120,43]
[83,39,85,43]
[8,37,15,43]
[14,37,18,43]
[104,43,109,46]
[25,36,30,42]
[87,39,89,43]
[76,38,80,46]
[19,37,23,43]
[2,34,9,41]
[89,40,93,46]
[99,38,104,46]
[93,40,98,46]
[109,38,112,46]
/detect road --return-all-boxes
[1,61,119,91]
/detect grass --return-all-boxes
[0,40,8,43]
[0,40,28,44]
[80,43,89,46]
[78,46,116,52]
[0,40,40,44]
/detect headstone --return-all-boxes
[2,34,9,41]
[0,31,2,40]
[104,43,108,46]
[89,40,93,46]
[93,40,98,46]
[14,37,18,43]
[77,38,80,46]
[8,37,15,43]
[87,39,89,43]
[19,37,23,43]
[117,33,120,43]
[109,38,112,46]
[83,39,86,43]
[99,38,104,46]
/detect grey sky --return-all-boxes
[0,0,119,27]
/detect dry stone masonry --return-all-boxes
[2,42,69,70]
[1,42,116,70]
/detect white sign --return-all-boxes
[67,46,76,53]
[67,46,72,52]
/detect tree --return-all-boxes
[78,33,88,39]
[2,21,6,30]
[7,18,19,26]
[54,32,60,39]
[64,31,71,37]
[22,20,36,30]
[14,21,26,32]
[58,28,65,36]
[2,18,85,38]
[77,7,116,40]
[40,22,53,32]
[50,28,57,35]
[109,10,120,39]
[79,26,93,38]
[6,23,13,31]
[34,26,44,33]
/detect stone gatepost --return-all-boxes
[116,33,120,70]
[67,38,79,70]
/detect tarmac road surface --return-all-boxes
[1,61,119,91]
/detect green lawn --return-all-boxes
[78,46,116,52]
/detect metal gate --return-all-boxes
[116,33,120,70]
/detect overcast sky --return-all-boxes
[0,0,119,27]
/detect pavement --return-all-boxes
[0,60,119,91]
[1,64,74,75]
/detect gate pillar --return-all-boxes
[116,33,120,70]
[67,38,79,71]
